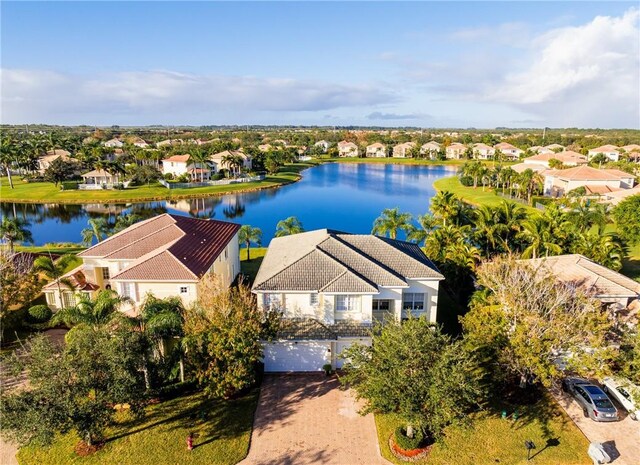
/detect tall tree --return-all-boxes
[51,289,132,331]
[371,208,412,239]
[430,191,462,226]
[33,254,77,308]
[612,195,640,246]
[406,213,437,245]
[238,225,262,261]
[80,218,109,246]
[275,216,304,237]
[0,135,17,189]
[0,217,33,253]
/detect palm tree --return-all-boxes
[566,199,609,234]
[275,216,304,237]
[33,254,77,308]
[430,191,461,226]
[0,217,33,252]
[406,213,437,245]
[189,147,209,182]
[80,218,109,246]
[52,289,132,329]
[517,217,563,259]
[371,208,412,239]
[473,206,505,256]
[238,225,262,261]
[572,232,626,271]
[0,136,16,188]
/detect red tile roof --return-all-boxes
[163,154,191,163]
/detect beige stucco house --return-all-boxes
[365,142,387,158]
[445,143,467,159]
[43,214,240,314]
[473,143,495,160]
[337,141,358,157]
[420,141,441,158]
[161,154,213,180]
[252,229,444,372]
[542,165,635,196]
[37,149,73,174]
[392,142,417,158]
[494,142,523,160]
[588,145,620,162]
[209,150,252,173]
[104,138,124,148]
[524,150,588,168]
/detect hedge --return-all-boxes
[27,305,53,323]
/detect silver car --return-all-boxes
[563,379,619,422]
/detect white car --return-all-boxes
[602,377,640,420]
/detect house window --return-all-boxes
[263,293,280,309]
[45,292,56,305]
[336,295,358,312]
[309,293,319,306]
[403,293,425,312]
[179,286,189,294]
[102,267,110,280]
[62,292,76,308]
[224,248,228,260]
[121,282,133,299]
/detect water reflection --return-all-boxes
[1,163,454,245]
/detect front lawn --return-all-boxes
[17,390,259,465]
[376,393,589,465]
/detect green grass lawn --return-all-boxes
[240,247,267,285]
[375,393,589,465]
[621,241,640,282]
[0,162,316,204]
[17,390,259,465]
[15,244,87,255]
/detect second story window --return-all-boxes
[336,295,358,312]
[102,267,110,280]
[309,293,319,306]
[403,293,425,312]
[179,286,188,294]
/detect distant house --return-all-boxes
[37,149,73,173]
[599,185,640,206]
[542,165,635,197]
[104,138,124,148]
[314,140,331,153]
[258,144,273,152]
[544,144,565,152]
[621,144,640,154]
[494,142,523,160]
[337,141,358,157]
[161,154,213,181]
[366,142,387,158]
[392,142,417,158]
[252,229,444,372]
[209,150,252,173]
[80,169,122,188]
[510,162,548,174]
[588,145,620,162]
[156,139,184,148]
[473,143,495,160]
[131,137,149,148]
[420,141,441,158]
[523,151,588,168]
[445,143,467,159]
[523,254,639,313]
[43,214,240,314]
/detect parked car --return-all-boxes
[602,377,640,421]
[562,378,619,422]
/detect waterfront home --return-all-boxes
[420,141,441,158]
[524,254,640,315]
[494,142,523,160]
[252,229,444,372]
[37,149,73,173]
[337,141,358,157]
[392,142,417,158]
[210,149,252,173]
[542,165,635,197]
[104,138,124,148]
[43,214,240,314]
[588,145,620,162]
[524,151,588,167]
[365,142,387,157]
[314,140,331,153]
[445,143,467,159]
[161,154,213,181]
[473,143,495,160]
[80,169,122,188]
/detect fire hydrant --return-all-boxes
[186,433,194,451]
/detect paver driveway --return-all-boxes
[239,374,389,465]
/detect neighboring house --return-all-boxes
[337,141,359,157]
[366,142,387,158]
[523,254,640,314]
[528,145,544,154]
[588,145,620,162]
[622,144,640,153]
[392,142,417,158]
[161,154,213,181]
[252,229,444,372]
[599,185,640,205]
[37,149,72,173]
[511,162,547,174]
[210,150,252,173]
[258,144,273,152]
[542,165,635,196]
[473,143,495,160]
[43,214,240,314]
[494,142,523,160]
[314,140,331,153]
[104,138,124,148]
[131,137,149,148]
[445,143,467,159]
[523,151,588,168]
[156,139,184,148]
[420,141,441,158]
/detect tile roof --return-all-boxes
[163,154,191,163]
[80,214,239,281]
[525,151,587,164]
[550,165,633,181]
[589,145,620,153]
[43,265,100,292]
[253,230,442,293]
[524,254,640,298]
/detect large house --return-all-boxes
[104,138,124,148]
[523,151,588,168]
[314,140,331,153]
[445,143,467,159]
[392,142,417,158]
[472,143,495,160]
[37,149,73,173]
[588,145,620,162]
[252,229,444,372]
[43,214,240,314]
[542,165,635,196]
[420,141,441,158]
[161,154,213,181]
[494,142,523,160]
[209,150,252,174]
[365,142,387,158]
[337,141,358,157]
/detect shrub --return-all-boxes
[212,172,224,181]
[60,181,79,190]
[28,305,52,323]
[394,426,425,451]
[163,173,174,181]
[152,380,198,400]
[459,175,474,187]
[113,183,125,190]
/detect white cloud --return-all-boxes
[0,69,396,124]
[367,111,428,121]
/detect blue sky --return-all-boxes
[2,1,639,128]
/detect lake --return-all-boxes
[2,163,456,246]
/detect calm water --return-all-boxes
[2,163,455,246]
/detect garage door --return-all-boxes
[263,341,331,372]
[336,339,372,369]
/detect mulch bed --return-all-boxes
[74,441,104,457]
[388,435,433,462]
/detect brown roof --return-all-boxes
[163,154,191,163]
[525,151,587,164]
[494,142,519,150]
[550,165,632,181]
[80,214,239,281]
[589,145,619,153]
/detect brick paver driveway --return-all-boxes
[239,374,389,465]
[551,386,640,465]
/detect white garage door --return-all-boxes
[263,341,331,372]
[336,339,372,369]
